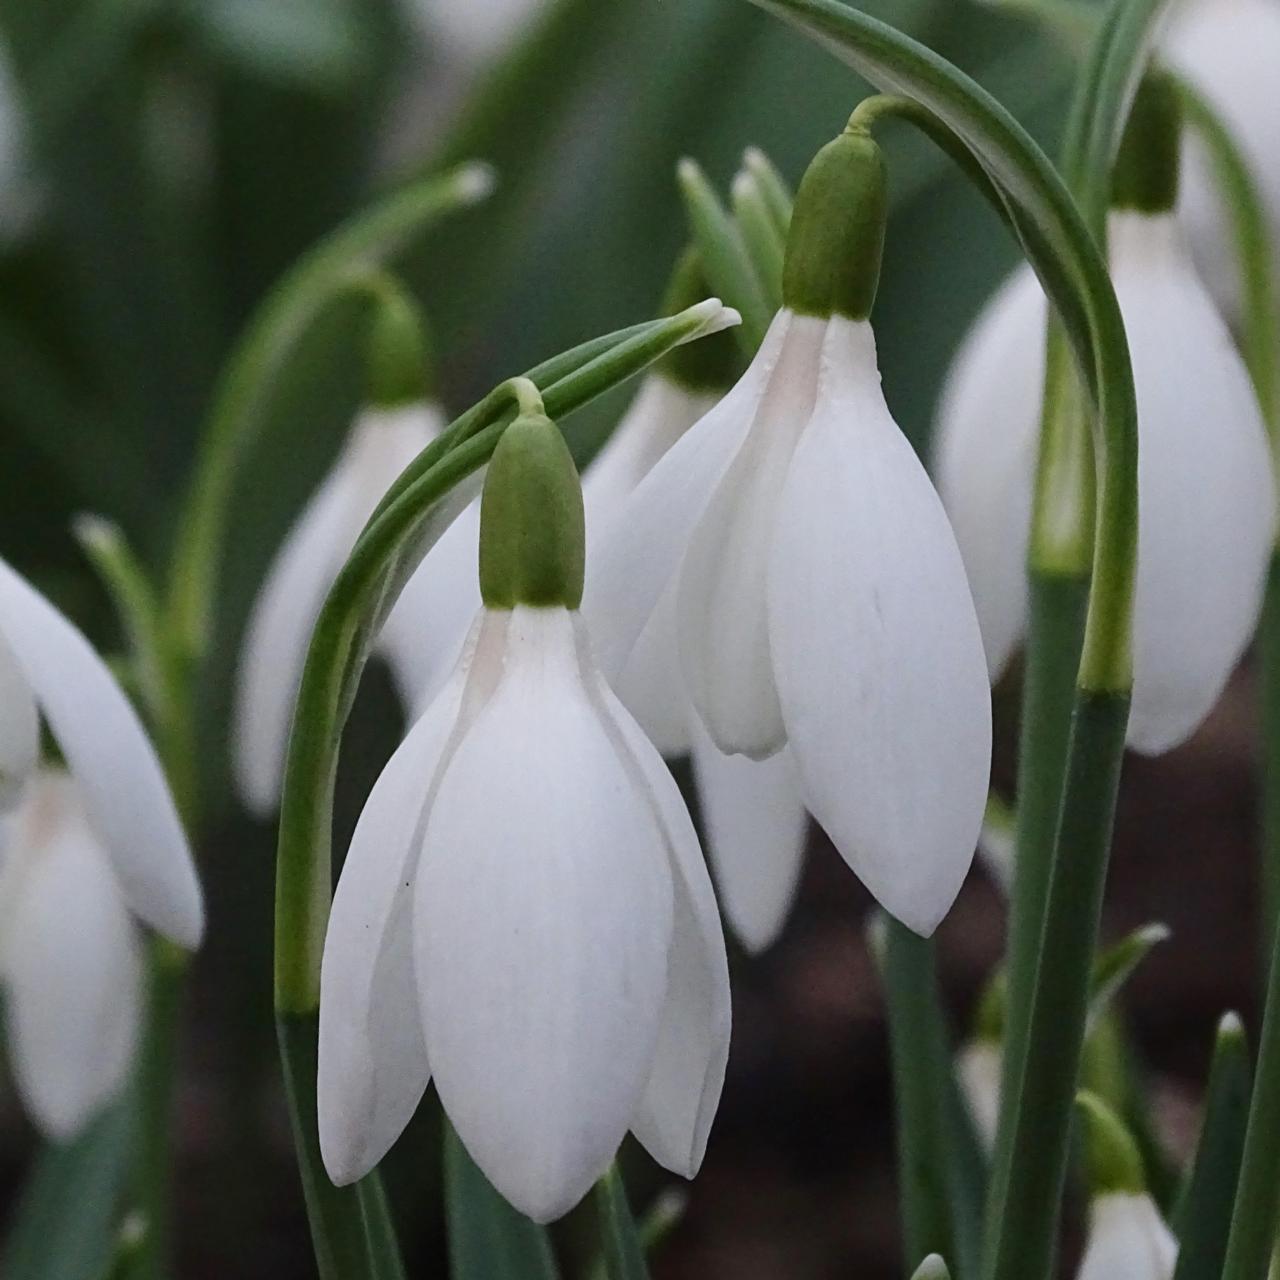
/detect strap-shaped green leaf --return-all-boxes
[593,1165,650,1280]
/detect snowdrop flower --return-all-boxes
[935,77,1275,755]
[1163,0,1280,314]
[317,407,730,1222]
[956,1037,1003,1150]
[585,127,991,936]
[1075,1093,1177,1280]
[0,555,202,949]
[405,0,548,63]
[0,774,143,1137]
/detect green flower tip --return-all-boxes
[479,410,585,611]
[910,1254,951,1280]
[366,284,435,408]
[660,247,741,393]
[782,126,886,321]
[1111,70,1182,215]
[1216,1009,1247,1050]
[1075,1090,1146,1197]
[974,970,1007,1044]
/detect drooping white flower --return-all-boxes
[234,401,479,813]
[0,555,202,949]
[585,130,991,937]
[1162,0,1280,315]
[934,210,1275,754]
[586,371,810,952]
[1077,1193,1178,1280]
[955,1038,1002,1150]
[317,411,730,1222]
[0,773,143,1138]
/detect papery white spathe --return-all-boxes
[1163,0,1280,315]
[317,604,730,1222]
[1077,1192,1178,1280]
[0,774,143,1137]
[934,212,1276,754]
[0,555,202,948]
[587,373,810,952]
[585,310,992,937]
[233,401,477,814]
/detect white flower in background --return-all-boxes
[317,412,730,1222]
[0,555,203,949]
[587,369,810,953]
[405,0,547,63]
[955,1037,1002,1150]
[1163,0,1280,314]
[1078,1193,1178,1280]
[935,210,1275,754]
[0,774,143,1137]
[234,400,478,814]
[585,130,991,937]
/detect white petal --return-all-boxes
[0,558,203,949]
[611,584,691,757]
[932,266,1045,681]
[2,781,142,1138]
[0,627,38,811]
[1109,213,1277,754]
[1078,1193,1178,1280]
[583,312,795,685]
[678,313,827,758]
[768,319,992,936]
[317,612,503,1186]
[1164,0,1280,317]
[234,404,439,814]
[570,619,730,1177]
[415,607,674,1222]
[691,723,807,952]
[955,1040,1002,1151]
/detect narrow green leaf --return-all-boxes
[1,1104,134,1280]
[594,1165,650,1280]
[444,1125,558,1280]
[1087,923,1170,1032]
[167,162,495,658]
[677,157,773,352]
[731,169,786,312]
[1174,1014,1252,1280]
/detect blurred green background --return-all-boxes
[7,1,1211,1275]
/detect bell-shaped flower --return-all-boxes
[1162,0,1280,315]
[585,128,992,936]
[234,397,486,813]
[0,773,144,1137]
[935,206,1274,753]
[0,554,202,949]
[317,409,731,1222]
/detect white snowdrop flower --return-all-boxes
[233,398,485,813]
[405,0,548,63]
[0,556,202,949]
[317,410,730,1222]
[1162,0,1280,315]
[955,1038,1003,1151]
[1075,1092,1178,1280]
[585,128,992,936]
[934,84,1275,754]
[0,773,143,1138]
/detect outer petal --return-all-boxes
[317,612,502,1186]
[572,619,731,1177]
[768,319,992,937]
[611,584,691,757]
[932,266,1045,680]
[1077,1193,1178,1280]
[2,784,142,1138]
[415,607,674,1222]
[583,312,794,684]
[0,628,38,811]
[234,404,439,813]
[1110,214,1277,754]
[0,558,203,949]
[678,313,827,758]
[691,723,807,953]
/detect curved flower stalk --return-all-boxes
[0,555,203,949]
[935,128,1275,753]
[316,408,730,1222]
[586,126,991,937]
[1162,0,1280,314]
[0,773,144,1137]
[234,399,466,812]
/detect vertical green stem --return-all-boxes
[1261,557,1280,956]
[594,1165,650,1280]
[987,691,1130,1280]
